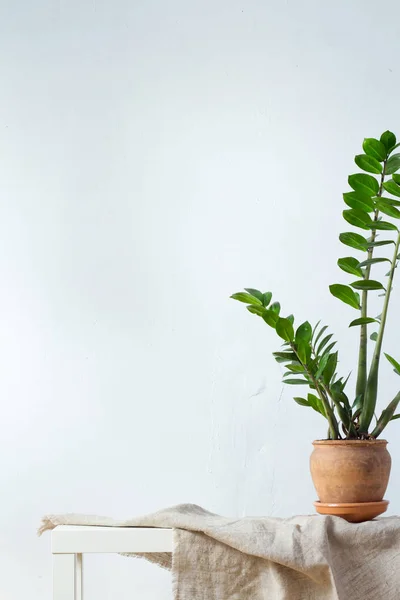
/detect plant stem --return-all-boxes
[355,163,386,399]
[359,228,400,433]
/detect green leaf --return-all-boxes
[379,196,400,206]
[295,321,312,344]
[376,201,400,219]
[329,284,361,309]
[286,314,294,324]
[246,305,266,316]
[322,341,337,357]
[307,393,326,417]
[262,292,272,307]
[244,288,264,302]
[283,378,309,385]
[323,352,338,385]
[273,351,298,363]
[343,191,375,213]
[350,280,384,291]
[285,363,306,373]
[315,352,330,379]
[393,174,400,185]
[370,332,378,341]
[270,302,281,314]
[385,153,400,175]
[383,180,400,197]
[349,317,378,327]
[276,317,294,342]
[317,333,333,356]
[384,353,400,375]
[262,310,279,328]
[348,173,379,196]
[371,391,400,437]
[355,154,382,174]
[231,292,263,306]
[294,397,309,407]
[314,324,328,346]
[363,138,387,161]
[372,220,398,231]
[357,257,391,268]
[296,339,311,364]
[367,239,395,248]
[339,232,368,251]
[343,209,372,230]
[380,131,396,152]
[337,257,363,277]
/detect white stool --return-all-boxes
[52,525,173,600]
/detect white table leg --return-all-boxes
[75,554,83,600]
[53,554,76,600]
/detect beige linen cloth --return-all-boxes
[39,503,400,599]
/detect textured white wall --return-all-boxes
[1,0,400,598]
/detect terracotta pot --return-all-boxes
[310,439,391,503]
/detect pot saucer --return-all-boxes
[314,500,389,523]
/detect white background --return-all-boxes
[1,0,400,598]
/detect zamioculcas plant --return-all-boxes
[231,130,400,442]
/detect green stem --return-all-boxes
[359,229,400,433]
[356,163,386,399]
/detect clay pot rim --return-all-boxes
[313,439,388,446]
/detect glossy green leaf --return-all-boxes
[276,317,294,342]
[379,196,400,206]
[380,131,396,152]
[385,153,400,175]
[286,314,294,324]
[307,393,326,416]
[317,333,333,356]
[283,378,309,385]
[262,292,272,307]
[329,284,361,309]
[244,288,264,302]
[323,352,338,385]
[349,317,378,327]
[295,321,312,344]
[376,201,400,219]
[314,324,328,346]
[370,332,378,341]
[348,173,379,196]
[296,339,311,364]
[246,305,266,316]
[393,174,400,185]
[337,257,363,277]
[273,351,298,363]
[231,292,263,305]
[343,209,372,230]
[372,220,398,231]
[363,138,387,161]
[355,154,382,174]
[343,191,375,213]
[270,302,281,314]
[294,397,309,407]
[262,310,279,328]
[357,257,391,268]
[322,341,337,357]
[384,353,400,375]
[367,239,395,248]
[383,180,400,197]
[350,280,384,291]
[339,232,368,251]
[285,364,306,373]
[315,352,330,379]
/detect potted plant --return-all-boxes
[231,130,400,522]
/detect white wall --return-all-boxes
[1,0,400,597]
